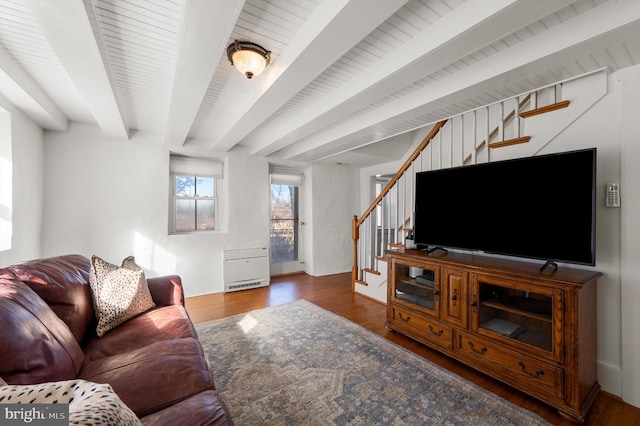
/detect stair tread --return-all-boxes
[488,136,531,149]
[355,279,368,286]
[363,268,381,276]
[520,100,570,118]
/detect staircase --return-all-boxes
[351,70,607,303]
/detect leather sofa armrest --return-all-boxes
[146,275,184,306]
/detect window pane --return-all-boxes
[270,184,298,263]
[176,176,195,196]
[270,184,296,219]
[196,177,214,197]
[196,200,215,230]
[175,200,195,232]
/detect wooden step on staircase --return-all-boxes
[356,256,389,287]
[520,100,570,118]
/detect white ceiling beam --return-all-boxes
[0,44,67,130]
[283,0,640,162]
[255,0,574,158]
[208,0,409,152]
[164,0,245,146]
[24,0,128,139]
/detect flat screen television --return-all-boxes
[414,148,596,267]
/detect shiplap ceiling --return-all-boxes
[1,0,639,166]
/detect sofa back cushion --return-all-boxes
[0,277,84,384]
[1,254,93,342]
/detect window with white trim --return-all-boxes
[169,154,223,233]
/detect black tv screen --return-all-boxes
[414,148,596,266]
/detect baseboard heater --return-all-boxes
[222,247,270,292]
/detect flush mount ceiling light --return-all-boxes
[227,40,271,79]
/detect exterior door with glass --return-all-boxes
[269,170,304,275]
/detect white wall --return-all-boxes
[619,65,640,408]
[0,94,44,266]
[40,122,357,297]
[356,66,640,406]
[41,122,269,296]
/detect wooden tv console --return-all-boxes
[385,249,602,423]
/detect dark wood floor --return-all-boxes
[185,272,640,426]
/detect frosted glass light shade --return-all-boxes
[227,41,271,79]
[231,50,267,79]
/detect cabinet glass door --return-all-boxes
[473,276,560,356]
[392,262,439,316]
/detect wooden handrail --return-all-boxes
[352,120,446,289]
[355,120,447,228]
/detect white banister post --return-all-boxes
[515,97,521,138]
[499,101,504,142]
[472,110,477,165]
[386,186,391,249]
[439,127,442,169]
[402,180,405,237]
[371,205,376,265]
[461,114,465,167]
[485,106,490,162]
[379,199,384,262]
[430,140,433,170]
[449,117,453,168]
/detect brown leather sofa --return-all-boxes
[0,254,232,425]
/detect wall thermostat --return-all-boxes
[606,183,620,208]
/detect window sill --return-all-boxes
[168,229,225,236]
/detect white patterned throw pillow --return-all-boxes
[89,255,155,337]
[0,379,142,425]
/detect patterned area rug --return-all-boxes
[195,300,550,425]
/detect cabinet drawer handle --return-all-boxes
[467,341,487,355]
[470,296,478,313]
[518,362,545,378]
[428,325,444,336]
[398,312,411,322]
